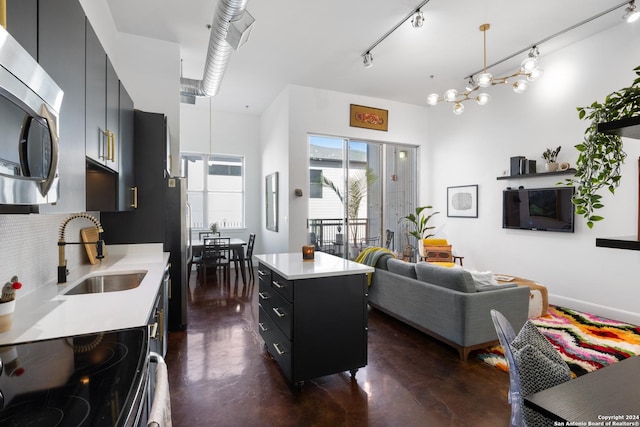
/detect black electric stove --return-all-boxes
[0,327,148,426]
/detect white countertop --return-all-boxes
[0,244,169,346]
[255,252,374,280]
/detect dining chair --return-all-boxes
[202,237,231,284]
[244,234,256,280]
[490,309,524,427]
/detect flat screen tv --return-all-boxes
[502,187,575,232]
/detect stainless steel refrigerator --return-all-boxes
[101,110,190,331]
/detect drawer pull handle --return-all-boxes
[273,343,286,356]
[272,280,284,289]
[258,269,267,277]
[258,322,268,332]
[258,292,269,300]
[272,307,286,318]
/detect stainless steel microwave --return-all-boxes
[0,25,63,206]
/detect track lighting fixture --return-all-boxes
[623,0,640,22]
[363,52,373,68]
[426,23,543,115]
[411,10,424,28]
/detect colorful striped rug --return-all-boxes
[476,306,640,377]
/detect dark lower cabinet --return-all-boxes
[257,263,368,389]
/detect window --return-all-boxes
[182,153,245,230]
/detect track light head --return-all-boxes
[623,0,640,22]
[411,10,424,28]
[363,52,373,68]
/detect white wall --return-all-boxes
[180,98,262,250]
[259,85,429,254]
[425,22,640,324]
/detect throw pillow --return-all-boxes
[511,343,572,398]
[510,321,571,398]
[415,262,476,293]
[424,245,453,263]
[511,321,566,366]
[387,258,417,279]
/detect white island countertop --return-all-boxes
[0,244,169,346]
[255,252,374,280]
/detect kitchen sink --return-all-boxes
[65,272,147,295]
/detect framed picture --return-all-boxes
[447,185,478,218]
[349,104,388,131]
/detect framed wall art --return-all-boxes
[447,185,478,218]
[349,104,388,131]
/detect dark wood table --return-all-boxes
[524,356,640,422]
[194,238,247,284]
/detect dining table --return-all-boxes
[193,237,248,284]
[524,355,640,423]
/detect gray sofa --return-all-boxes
[368,258,530,360]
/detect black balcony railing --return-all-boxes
[307,218,380,258]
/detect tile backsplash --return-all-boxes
[0,213,99,299]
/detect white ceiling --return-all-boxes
[107,0,629,114]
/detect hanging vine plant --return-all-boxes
[563,65,640,228]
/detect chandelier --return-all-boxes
[426,23,544,115]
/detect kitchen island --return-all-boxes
[255,252,374,389]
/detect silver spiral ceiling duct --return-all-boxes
[180,0,251,102]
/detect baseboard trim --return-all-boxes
[549,294,640,325]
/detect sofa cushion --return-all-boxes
[386,258,417,279]
[415,262,476,293]
[467,270,517,292]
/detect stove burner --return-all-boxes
[0,395,90,426]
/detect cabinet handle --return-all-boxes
[272,280,284,289]
[272,307,286,318]
[149,322,158,339]
[258,269,267,277]
[101,129,110,160]
[258,322,268,332]
[131,187,138,208]
[111,130,116,161]
[272,343,286,356]
[258,292,269,300]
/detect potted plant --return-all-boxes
[541,146,561,172]
[399,206,439,258]
[209,222,219,234]
[321,168,377,255]
[563,65,640,228]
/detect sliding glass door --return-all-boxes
[309,135,416,260]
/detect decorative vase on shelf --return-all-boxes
[545,162,558,172]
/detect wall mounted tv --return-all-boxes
[503,187,575,232]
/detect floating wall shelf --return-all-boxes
[496,168,576,180]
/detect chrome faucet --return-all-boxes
[58,213,104,283]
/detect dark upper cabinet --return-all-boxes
[37,0,87,213]
[118,83,136,211]
[85,20,119,172]
[106,57,121,171]
[5,0,38,58]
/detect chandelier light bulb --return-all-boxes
[476,93,491,106]
[477,72,493,87]
[513,80,528,93]
[444,89,458,102]
[453,102,465,115]
[527,67,544,82]
[521,56,539,73]
[426,93,440,106]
